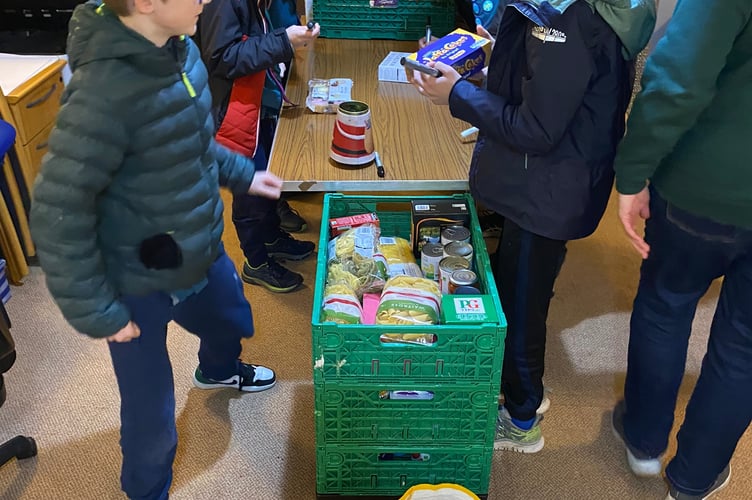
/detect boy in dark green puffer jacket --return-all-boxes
[30,1,282,498]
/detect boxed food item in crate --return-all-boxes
[411,198,471,258]
[441,295,499,324]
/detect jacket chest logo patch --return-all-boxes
[531,26,567,43]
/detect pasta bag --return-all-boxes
[327,224,388,295]
[321,283,362,324]
[379,236,422,278]
[376,276,441,326]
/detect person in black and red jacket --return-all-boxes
[196,0,319,293]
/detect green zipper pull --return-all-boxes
[181,71,197,98]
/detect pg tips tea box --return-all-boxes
[407,28,492,79]
[441,295,498,324]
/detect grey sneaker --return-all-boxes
[192,362,276,393]
[611,400,663,477]
[494,407,544,453]
[666,466,731,500]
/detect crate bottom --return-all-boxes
[317,494,488,500]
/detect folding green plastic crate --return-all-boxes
[316,445,493,496]
[313,0,456,40]
[312,194,507,384]
[314,382,499,445]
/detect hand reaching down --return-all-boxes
[107,321,141,343]
[249,171,283,199]
[618,186,651,259]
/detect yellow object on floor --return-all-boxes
[400,483,480,500]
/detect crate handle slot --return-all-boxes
[383,390,434,401]
[371,359,380,374]
[377,452,431,462]
[379,333,437,347]
[435,359,444,375]
[403,359,412,374]
[371,474,378,488]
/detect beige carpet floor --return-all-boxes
[0,190,749,500]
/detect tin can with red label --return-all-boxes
[330,101,375,165]
[439,256,470,295]
[448,269,478,294]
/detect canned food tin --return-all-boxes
[420,242,444,281]
[441,225,471,246]
[330,101,375,165]
[448,270,478,294]
[443,241,473,263]
[453,285,482,295]
[439,256,471,295]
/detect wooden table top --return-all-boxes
[268,39,475,192]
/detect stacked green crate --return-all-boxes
[312,194,506,498]
[312,0,456,41]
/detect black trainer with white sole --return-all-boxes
[192,362,276,392]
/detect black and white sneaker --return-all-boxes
[192,362,276,393]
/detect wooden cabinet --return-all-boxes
[0,55,66,283]
[3,58,65,193]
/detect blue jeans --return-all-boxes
[623,188,752,496]
[108,247,254,499]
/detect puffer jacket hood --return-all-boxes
[68,1,184,73]
[516,0,656,59]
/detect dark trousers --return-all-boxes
[623,188,752,496]
[495,218,568,421]
[108,247,254,499]
[232,117,282,266]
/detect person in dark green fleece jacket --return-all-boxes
[610,0,752,498]
[29,0,284,498]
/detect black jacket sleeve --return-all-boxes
[198,0,295,80]
[449,6,593,154]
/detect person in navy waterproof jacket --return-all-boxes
[410,0,655,452]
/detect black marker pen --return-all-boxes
[374,152,385,178]
[400,57,442,78]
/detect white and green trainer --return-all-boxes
[494,407,544,453]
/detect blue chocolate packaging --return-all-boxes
[407,28,492,78]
